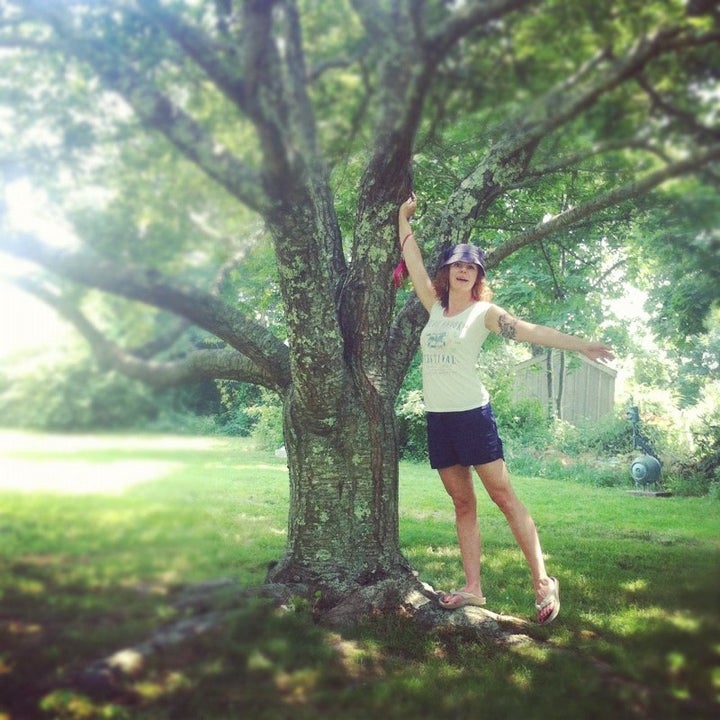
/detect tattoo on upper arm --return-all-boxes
[498,313,518,340]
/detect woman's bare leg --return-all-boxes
[474,458,555,606]
[437,464,484,605]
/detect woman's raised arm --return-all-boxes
[398,194,436,312]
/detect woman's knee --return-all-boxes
[476,461,513,509]
[450,491,477,517]
[487,487,515,514]
[480,475,519,515]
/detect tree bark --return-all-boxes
[268,387,413,603]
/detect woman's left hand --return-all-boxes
[583,342,615,363]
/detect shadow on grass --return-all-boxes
[103,603,625,720]
[0,437,290,718]
[402,510,720,720]
[5,525,710,719]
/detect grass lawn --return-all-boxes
[0,431,718,719]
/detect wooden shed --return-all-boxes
[511,349,616,424]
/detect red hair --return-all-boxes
[432,266,492,310]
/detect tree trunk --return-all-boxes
[266,384,413,604]
[545,350,555,419]
[556,351,566,421]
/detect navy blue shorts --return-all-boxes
[427,404,505,470]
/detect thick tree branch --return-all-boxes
[14,276,279,388]
[0,230,292,389]
[345,0,536,387]
[280,0,318,158]
[130,320,191,360]
[512,30,696,149]
[122,346,281,389]
[239,0,295,191]
[139,0,317,171]
[428,0,537,56]
[386,143,720,394]
[130,1,349,414]
[386,294,427,398]
[137,0,248,110]
[425,26,715,248]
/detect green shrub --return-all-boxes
[664,384,720,497]
[143,410,220,435]
[215,380,264,436]
[396,389,427,461]
[664,468,717,498]
[552,413,633,456]
[248,391,285,450]
[0,343,233,433]
[0,355,160,431]
[502,446,545,476]
[494,397,551,448]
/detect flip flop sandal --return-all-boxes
[536,576,560,624]
[438,590,487,610]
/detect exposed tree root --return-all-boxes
[68,576,716,719]
[69,576,534,700]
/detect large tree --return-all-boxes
[0,0,718,612]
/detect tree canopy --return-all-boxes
[1,1,717,388]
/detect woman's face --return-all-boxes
[449,261,479,291]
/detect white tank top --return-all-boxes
[420,301,492,412]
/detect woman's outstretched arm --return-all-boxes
[485,304,615,364]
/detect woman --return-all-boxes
[398,193,614,623]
